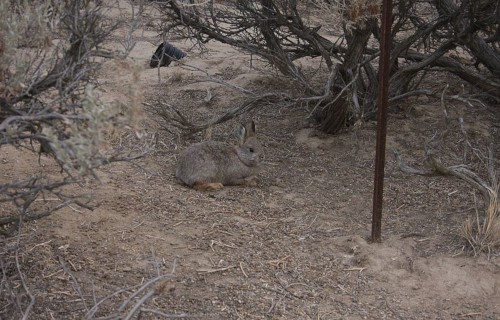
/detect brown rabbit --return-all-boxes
[175,120,262,191]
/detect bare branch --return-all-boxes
[16,250,35,320]
[151,91,292,134]
[156,0,500,134]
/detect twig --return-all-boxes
[343,267,366,272]
[139,308,192,318]
[16,250,35,320]
[123,290,155,320]
[150,248,160,277]
[196,265,237,273]
[27,240,53,252]
[85,286,139,319]
[57,254,89,312]
[274,275,305,299]
[239,262,248,278]
[116,275,170,315]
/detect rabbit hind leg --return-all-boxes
[193,181,224,191]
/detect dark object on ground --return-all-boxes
[150,42,187,68]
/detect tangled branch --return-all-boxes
[153,0,499,134]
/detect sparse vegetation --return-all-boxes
[0,1,499,319]
[396,104,500,256]
[153,0,500,256]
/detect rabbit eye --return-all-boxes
[249,147,254,153]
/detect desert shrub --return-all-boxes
[0,0,147,233]
[0,1,150,316]
[154,0,499,134]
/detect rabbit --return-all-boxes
[175,120,262,191]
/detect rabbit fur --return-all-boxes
[175,120,262,191]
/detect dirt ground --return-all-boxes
[1,1,500,319]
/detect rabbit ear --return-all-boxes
[237,120,256,144]
[249,120,256,134]
[244,120,256,136]
[236,124,247,144]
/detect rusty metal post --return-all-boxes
[372,0,393,242]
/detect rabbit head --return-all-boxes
[234,120,262,167]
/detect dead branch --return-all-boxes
[434,0,500,78]
[85,259,181,320]
[150,91,293,134]
[57,252,89,313]
[156,0,500,134]
[397,50,500,100]
[395,146,494,201]
[388,90,489,107]
[85,286,140,319]
[123,290,156,320]
[16,250,34,320]
[0,175,95,230]
[138,309,192,318]
[178,63,255,95]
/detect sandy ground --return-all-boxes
[1,1,499,319]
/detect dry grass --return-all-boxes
[169,70,183,83]
[462,184,500,257]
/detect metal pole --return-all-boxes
[371,0,393,242]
